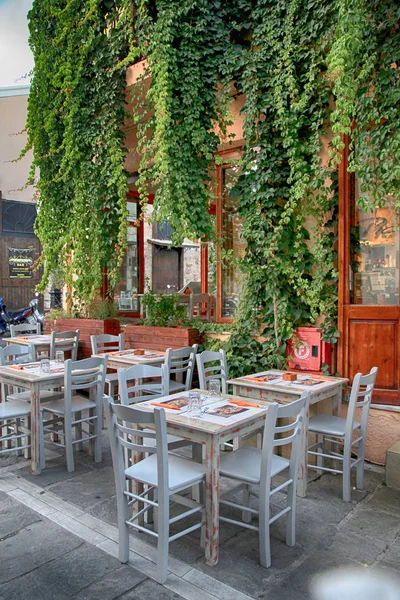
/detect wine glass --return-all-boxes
[208,378,221,401]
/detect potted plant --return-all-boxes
[123,290,202,350]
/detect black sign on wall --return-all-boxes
[8,247,34,279]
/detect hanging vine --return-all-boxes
[23,0,139,304]
[327,0,400,210]
[224,0,339,375]
[132,0,235,243]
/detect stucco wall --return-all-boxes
[340,403,400,465]
[0,92,35,203]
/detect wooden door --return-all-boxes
[338,147,400,405]
[152,246,182,293]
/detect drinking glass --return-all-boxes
[55,350,65,363]
[188,391,202,417]
[208,378,221,400]
[40,357,50,373]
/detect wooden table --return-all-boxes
[227,370,348,497]
[5,335,53,359]
[0,362,65,474]
[138,389,272,567]
[105,349,166,370]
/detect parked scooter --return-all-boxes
[28,293,45,329]
[0,294,44,336]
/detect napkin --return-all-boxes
[228,399,261,408]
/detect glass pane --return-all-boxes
[351,197,399,305]
[114,203,140,311]
[221,166,245,317]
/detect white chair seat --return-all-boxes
[7,390,63,403]
[0,400,31,419]
[125,453,206,492]
[43,394,96,415]
[106,372,118,383]
[220,446,290,484]
[308,414,360,437]
[142,429,189,447]
[168,380,185,393]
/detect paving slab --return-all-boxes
[339,506,400,545]
[44,465,116,510]
[365,485,400,516]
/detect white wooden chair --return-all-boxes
[104,397,206,584]
[307,367,378,501]
[164,344,198,393]
[219,393,308,568]
[0,399,45,467]
[118,364,169,405]
[41,356,107,472]
[50,330,80,361]
[91,333,125,399]
[189,293,215,322]
[0,343,35,402]
[196,349,228,393]
[118,364,192,452]
[10,323,41,336]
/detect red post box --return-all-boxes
[286,327,333,373]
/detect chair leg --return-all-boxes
[117,490,130,563]
[39,413,45,470]
[94,406,102,464]
[342,447,352,502]
[285,481,296,547]
[156,493,169,584]
[356,438,366,490]
[259,493,271,568]
[64,415,75,473]
[242,484,252,523]
[316,434,324,472]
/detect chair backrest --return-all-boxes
[196,349,228,393]
[0,343,36,401]
[104,397,169,495]
[0,343,36,365]
[118,363,170,406]
[189,293,215,322]
[91,333,124,355]
[10,323,41,336]
[50,330,80,361]
[164,344,198,390]
[64,356,107,409]
[260,393,309,492]
[177,295,191,318]
[346,367,378,440]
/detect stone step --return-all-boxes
[385,441,400,490]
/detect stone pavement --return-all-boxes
[0,434,399,600]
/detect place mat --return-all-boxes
[206,404,249,418]
[109,349,164,358]
[242,373,281,383]
[8,362,64,375]
[151,396,188,411]
[16,335,50,341]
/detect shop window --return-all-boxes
[350,180,399,306]
[2,200,37,237]
[205,149,244,321]
[114,200,141,313]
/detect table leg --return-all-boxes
[30,382,42,475]
[297,402,309,498]
[204,434,220,566]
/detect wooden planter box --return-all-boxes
[43,318,121,358]
[123,324,201,352]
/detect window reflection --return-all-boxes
[221,166,245,317]
[351,194,399,305]
[114,202,140,312]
